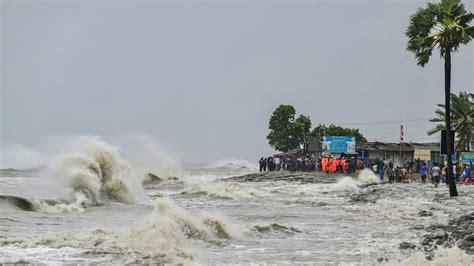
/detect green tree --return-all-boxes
[266,105,311,152]
[406,0,474,197]
[310,124,367,142]
[428,91,474,151]
[295,115,312,151]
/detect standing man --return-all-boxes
[379,166,385,181]
[420,163,429,184]
[378,160,385,181]
[388,167,395,184]
[275,156,281,171]
[395,167,400,183]
[431,163,441,188]
[259,157,265,172]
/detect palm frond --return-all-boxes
[428,91,474,151]
[428,124,446,135]
[407,0,474,63]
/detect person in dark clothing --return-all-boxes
[348,158,355,173]
[420,163,429,184]
[259,157,265,172]
[395,167,400,183]
[387,167,395,184]
[287,157,295,172]
[378,160,385,181]
[409,160,414,174]
[267,157,274,171]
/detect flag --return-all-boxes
[400,125,404,142]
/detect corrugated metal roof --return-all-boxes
[356,142,441,152]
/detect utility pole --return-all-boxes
[400,125,403,166]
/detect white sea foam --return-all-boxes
[181,181,268,199]
[50,137,146,205]
[113,134,185,184]
[269,183,326,196]
[0,198,239,264]
[328,170,379,193]
[383,246,473,265]
[330,177,360,192]
[358,168,379,184]
[152,198,241,239]
[30,192,90,213]
[204,159,258,171]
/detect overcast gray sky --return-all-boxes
[1,0,473,166]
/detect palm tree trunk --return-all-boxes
[445,49,458,197]
[467,134,471,152]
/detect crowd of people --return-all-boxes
[258,155,388,174]
[258,154,473,187]
[421,161,473,188]
[259,156,317,172]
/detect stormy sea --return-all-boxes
[1,137,474,265]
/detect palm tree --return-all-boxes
[406,0,474,197]
[428,91,474,152]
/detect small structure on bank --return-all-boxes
[356,142,441,166]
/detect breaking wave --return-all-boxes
[151,198,240,240]
[0,193,89,213]
[179,181,268,200]
[358,168,379,184]
[0,198,239,264]
[142,172,180,184]
[50,137,145,206]
[0,137,148,213]
[204,159,258,171]
[330,177,360,192]
[329,169,380,192]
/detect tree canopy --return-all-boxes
[266,105,312,152]
[428,91,474,151]
[310,124,367,142]
[406,0,474,66]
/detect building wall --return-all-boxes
[357,142,442,167]
[358,150,413,165]
[386,151,413,165]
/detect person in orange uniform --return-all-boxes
[321,157,327,173]
[330,157,337,173]
[326,157,333,173]
[336,158,342,173]
[341,157,347,174]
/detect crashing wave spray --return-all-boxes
[204,159,258,171]
[180,181,269,200]
[329,169,380,192]
[51,136,145,205]
[0,198,239,264]
[150,198,240,240]
[358,168,379,184]
[111,134,184,184]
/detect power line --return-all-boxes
[336,118,429,126]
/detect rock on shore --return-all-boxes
[224,171,340,183]
[399,212,474,258]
